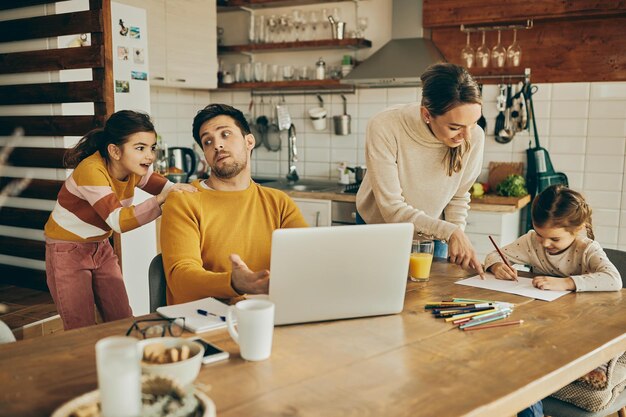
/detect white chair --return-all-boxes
[0,319,16,344]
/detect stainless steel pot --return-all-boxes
[333,94,351,136]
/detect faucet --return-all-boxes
[286,123,299,183]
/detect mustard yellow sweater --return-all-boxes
[160,180,308,305]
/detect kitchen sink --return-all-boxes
[256,178,341,193]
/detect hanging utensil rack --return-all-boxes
[460,19,533,33]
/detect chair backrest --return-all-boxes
[0,320,16,344]
[604,248,626,288]
[148,254,167,313]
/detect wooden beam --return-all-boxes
[0,178,62,200]
[91,0,115,119]
[0,10,103,42]
[0,207,51,229]
[0,265,48,292]
[6,147,65,168]
[0,236,45,261]
[0,115,104,136]
[0,81,104,105]
[0,46,104,75]
[0,0,73,11]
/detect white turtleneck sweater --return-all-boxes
[356,103,485,241]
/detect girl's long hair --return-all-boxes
[531,184,594,239]
[420,63,482,176]
[64,110,156,168]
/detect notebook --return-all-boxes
[156,297,230,333]
[269,223,414,325]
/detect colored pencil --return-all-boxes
[488,235,517,281]
[462,320,524,331]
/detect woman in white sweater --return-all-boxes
[356,63,485,276]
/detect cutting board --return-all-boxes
[471,194,531,208]
[488,161,524,191]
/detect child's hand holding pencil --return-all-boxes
[488,235,518,281]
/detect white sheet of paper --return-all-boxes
[455,273,571,302]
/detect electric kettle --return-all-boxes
[168,147,197,182]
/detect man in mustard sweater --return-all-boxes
[160,104,307,305]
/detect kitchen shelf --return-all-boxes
[218,0,354,11]
[215,79,354,92]
[218,38,371,54]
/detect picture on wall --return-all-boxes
[115,80,130,93]
[129,26,140,39]
[133,48,145,64]
[131,71,148,81]
[117,46,129,61]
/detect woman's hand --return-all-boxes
[448,228,485,278]
[156,183,197,205]
[532,276,575,291]
[489,262,518,281]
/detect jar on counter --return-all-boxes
[315,57,326,80]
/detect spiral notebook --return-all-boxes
[156,297,230,333]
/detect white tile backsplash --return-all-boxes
[150,80,626,247]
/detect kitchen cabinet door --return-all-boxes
[292,198,331,227]
[465,210,522,262]
[165,0,218,89]
[118,0,217,89]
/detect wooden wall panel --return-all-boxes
[0,46,104,74]
[430,17,626,83]
[0,10,103,42]
[0,116,104,136]
[0,179,62,200]
[0,207,52,230]
[6,147,65,168]
[0,81,104,105]
[423,0,626,28]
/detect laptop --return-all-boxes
[269,223,413,325]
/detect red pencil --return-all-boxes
[488,235,517,281]
[463,319,524,331]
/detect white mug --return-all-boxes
[227,299,275,361]
[95,336,141,417]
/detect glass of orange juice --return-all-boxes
[409,239,434,282]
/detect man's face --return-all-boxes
[198,115,254,179]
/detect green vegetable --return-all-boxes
[496,174,528,197]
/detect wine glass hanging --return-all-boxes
[459,20,532,69]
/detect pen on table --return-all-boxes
[196,309,226,321]
[488,235,518,281]
[463,319,524,331]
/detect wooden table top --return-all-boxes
[2,261,626,417]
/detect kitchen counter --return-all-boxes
[470,194,531,213]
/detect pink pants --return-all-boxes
[45,239,133,330]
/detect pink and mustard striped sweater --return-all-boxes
[44,152,171,242]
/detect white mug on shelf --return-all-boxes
[227,299,275,361]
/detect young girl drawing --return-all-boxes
[485,185,622,417]
[485,184,621,292]
[44,110,196,330]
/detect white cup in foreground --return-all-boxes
[227,299,275,361]
[308,107,327,131]
[96,336,142,417]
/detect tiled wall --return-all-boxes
[150,82,626,250]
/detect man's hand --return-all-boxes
[448,228,485,278]
[230,254,270,295]
[532,276,575,291]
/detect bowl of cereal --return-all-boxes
[138,337,204,387]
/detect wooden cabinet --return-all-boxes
[292,198,331,227]
[120,0,218,89]
[465,210,522,262]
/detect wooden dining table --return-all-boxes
[1,260,626,417]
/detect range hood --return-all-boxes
[341,0,445,87]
